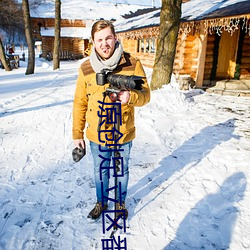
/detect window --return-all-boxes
[137,38,156,54]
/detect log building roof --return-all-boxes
[30,0,151,20]
[115,0,250,32]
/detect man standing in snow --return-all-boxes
[72,20,150,220]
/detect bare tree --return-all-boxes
[0,0,24,37]
[22,0,35,75]
[53,0,61,70]
[151,0,182,90]
[0,0,23,71]
[29,0,47,8]
[0,37,11,71]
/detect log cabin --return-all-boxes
[30,1,152,61]
[31,18,92,60]
[115,0,250,93]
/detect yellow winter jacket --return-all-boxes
[72,52,150,145]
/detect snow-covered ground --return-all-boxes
[0,50,249,250]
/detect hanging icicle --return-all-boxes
[242,16,250,36]
[117,15,250,41]
[117,26,159,40]
[179,21,194,36]
[179,15,250,37]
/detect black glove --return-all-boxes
[72,146,86,162]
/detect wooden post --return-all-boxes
[195,32,207,88]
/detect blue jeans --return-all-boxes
[90,141,132,205]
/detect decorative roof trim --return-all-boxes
[180,15,250,36]
[117,15,250,39]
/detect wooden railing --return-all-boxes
[46,51,82,61]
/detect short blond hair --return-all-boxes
[91,20,116,40]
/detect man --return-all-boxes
[72,20,150,220]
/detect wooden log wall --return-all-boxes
[120,38,156,68]
[61,38,74,52]
[120,31,200,78]
[173,34,185,75]
[72,38,87,56]
[120,39,137,54]
[183,35,198,79]
[173,34,199,80]
[203,34,215,81]
[41,37,86,58]
[134,53,156,68]
[32,18,86,29]
[240,35,250,79]
[41,37,53,58]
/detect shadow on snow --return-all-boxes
[128,118,244,248]
[0,100,73,117]
[164,172,247,249]
[128,118,239,213]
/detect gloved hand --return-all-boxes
[72,139,86,162]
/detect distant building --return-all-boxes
[30,1,151,60]
[31,17,92,60]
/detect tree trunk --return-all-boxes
[0,37,11,71]
[151,0,182,90]
[22,0,35,75]
[53,0,61,70]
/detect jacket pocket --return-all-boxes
[121,106,134,132]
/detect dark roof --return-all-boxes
[122,7,160,19]
[181,0,250,21]
[195,1,250,20]
[115,0,250,33]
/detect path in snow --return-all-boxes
[0,60,250,249]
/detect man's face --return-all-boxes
[93,27,117,60]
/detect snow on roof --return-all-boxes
[114,0,250,32]
[40,27,91,39]
[182,0,250,21]
[114,8,160,32]
[30,0,151,20]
